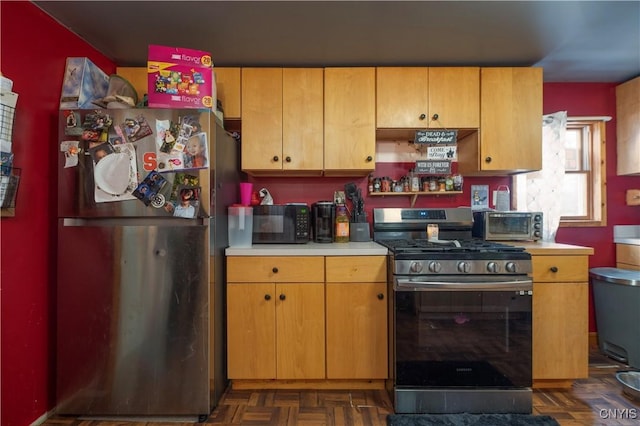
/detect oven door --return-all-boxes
[393,276,532,389]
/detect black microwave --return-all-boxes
[472,210,543,241]
[252,204,310,244]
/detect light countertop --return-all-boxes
[225,241,388,256]
[614,225,640,246]
[226,240,596,256]
[507,241,594,256]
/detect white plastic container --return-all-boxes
[228,206,253,247]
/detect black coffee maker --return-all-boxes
[312,201,335,243]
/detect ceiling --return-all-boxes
[34,0,640,83]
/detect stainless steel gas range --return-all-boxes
[373,208,533,414]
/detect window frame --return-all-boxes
[512,116,608,228]
[558,118,606,228]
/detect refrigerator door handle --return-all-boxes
[62,217,208,227]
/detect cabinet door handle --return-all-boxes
[366,155,373,162]
[264,294,271,301]
[272,267,279,273]
[285,156,292,163]
[485,156,492,163]
[279,294,286,301]
[431,113,439,121]
[550,266,558,273]
[419,113,426,120]
[377,293,385,300]
[273,155,279,162]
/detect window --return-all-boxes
[514,116,608,229]
[559,119,606,226]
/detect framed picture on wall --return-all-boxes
[471,185,489,210]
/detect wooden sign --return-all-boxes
[414,129,458,144]
[415,160,452,174]
[426,145,457,160]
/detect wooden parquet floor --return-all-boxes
[41,345,640,426]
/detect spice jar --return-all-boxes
[453,174,463,191]
[382,176,391,192]
[445,176,454,191]
[429,177,437,192]
[373,178,381,192]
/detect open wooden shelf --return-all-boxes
[368,191,463,207]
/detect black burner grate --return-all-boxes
[377,238,526,253]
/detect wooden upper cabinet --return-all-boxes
[377,67,429,128]
[376,67,479,129]
[324,67,376,176]
[241,68,323,175]
[242,68,283,172]
[214,67,241,119]
[458,67,543,175]
[429,67,480,129]
[616,76,640,175]
[282,68,324,173]
[115,67,147,101]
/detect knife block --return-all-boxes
[349,222,371,242]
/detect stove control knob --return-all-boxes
[487,262,501,273]
[428,261,442,273]
[409,261,424,273]
[505,262,517,273]
[457,261,471,273]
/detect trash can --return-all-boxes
[590,267,640,369]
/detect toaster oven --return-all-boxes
[472,211,543,241]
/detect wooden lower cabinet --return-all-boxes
[227,256,325,380]
[227,283,276,379]
[325,256,388,379]
[227,255,388,384]
[326,282,387,379]
[617,243,640,270]
[532,254,589,386]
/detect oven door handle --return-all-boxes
[394,277,533,292]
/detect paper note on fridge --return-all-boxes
[93,143,138,203]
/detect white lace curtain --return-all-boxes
[515,111,568,241]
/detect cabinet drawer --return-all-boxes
[227,256,324,282]
[325,256,387,283]
[617,244,640,268]
[532,255,588,282]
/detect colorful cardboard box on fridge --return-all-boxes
[59,57,110,109]
[147,45,215,109]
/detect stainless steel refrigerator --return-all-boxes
[56,108,240,418]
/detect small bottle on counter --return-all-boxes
[335,205,350,243]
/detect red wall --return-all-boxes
[0,2,115,425]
